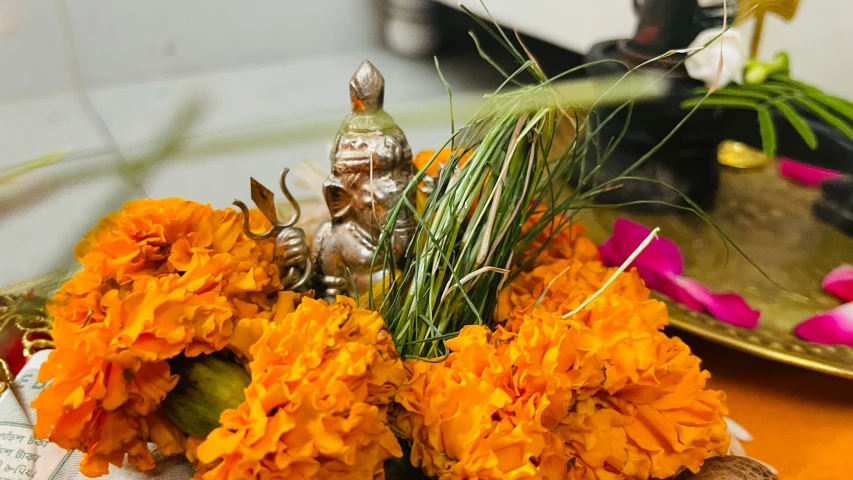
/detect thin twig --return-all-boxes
[476,117,525,263]
[534,262,575,309]
[563,227,660,318]
[483,133,538,266]
[709,0,730,94]
[439,266,510,303]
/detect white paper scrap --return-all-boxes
[0,350,194,480]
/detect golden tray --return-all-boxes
[579,164,853,380]
[2,163,852,380]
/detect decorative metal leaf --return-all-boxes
[738,0,800,21]
[738,0,800,57]
[249,177,278,224]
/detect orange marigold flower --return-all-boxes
[395,223,729,479]
[194,297,406,480]
[394,322,583,480]
[497,258,666,335]
[413,148,473,213]
[413,148,472,178]
[33,198,286,477]
[517,211,600,267]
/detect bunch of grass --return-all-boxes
[372,13,673,358]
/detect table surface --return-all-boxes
[682,330,850,480]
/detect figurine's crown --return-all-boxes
[350,60,384,113]
[332,61,412,174]
[339,61,400,134]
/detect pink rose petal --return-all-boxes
[673,276,761,329]
[601,217,761,329]
[794,303,853,347]
[822,265,853,302]
[600,218,684,276]
[778,158,843,187]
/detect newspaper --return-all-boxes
[0,350,194,480]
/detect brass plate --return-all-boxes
[579,165,853,380]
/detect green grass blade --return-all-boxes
[0,149,68,185]
[433,57,456,149]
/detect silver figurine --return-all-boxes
[233,168,312,292]
[311,60,416,302]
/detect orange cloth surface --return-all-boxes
[681,332,852,480]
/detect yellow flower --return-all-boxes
[194,297,406,480]
[33,198,285,477]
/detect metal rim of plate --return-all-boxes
[663,296,853,380]
[576,161,853,382]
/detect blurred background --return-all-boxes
[0,0,849,287]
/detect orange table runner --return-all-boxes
[681,331,851,480]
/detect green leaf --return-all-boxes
[811,94,853,122]
[718,86,774,101]
[680,96,760,109]
[774,101,818,149]
[770,75,853,120]
[757,107,777,158]
[741,82,795,95]
[794,97,853,138]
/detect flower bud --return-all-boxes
[162,354,250,438]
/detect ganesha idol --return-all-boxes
[235,60,416,302]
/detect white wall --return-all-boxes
[435,0,853,99]
[0,0,379,102]
[1,0,850,101]
[758,2,853,98]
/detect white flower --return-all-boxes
[685,27,749,89]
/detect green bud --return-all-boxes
[771,51,790,76]
[744,51,791,85]
[162,354,250,438]
[745,64,770,85]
